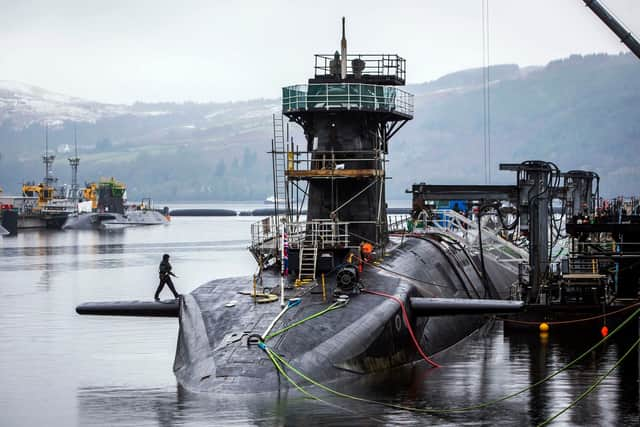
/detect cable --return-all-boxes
[362,288,441,368]
[538,335,640,427]
[260,342,386,424]
[259,307,639,415]
[265,301,346,341]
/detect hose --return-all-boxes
[265,301,347,341]
[362,289,441,368]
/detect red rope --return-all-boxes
[363,289,442,368]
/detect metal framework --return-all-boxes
[313,54,406,84]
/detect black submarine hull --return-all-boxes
[174,233,518,393]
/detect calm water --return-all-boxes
[0,203,638,426]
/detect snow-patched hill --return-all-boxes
[0,80,282,139]
[1,53,638,200]
[0,80,130,129]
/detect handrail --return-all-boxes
[431,209,529,261]
[282,83,414,117]
[314,53,406,82]
[251,217,360,252]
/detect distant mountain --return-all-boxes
[390,53,640,197]
[0,80,128,128]
[0,53,638,201]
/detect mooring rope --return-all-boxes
[257,307,640,415]
[362,289,441,368]
[538,335,640,427]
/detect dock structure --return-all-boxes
[409,163,640,329]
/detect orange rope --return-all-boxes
[499,302,640,326]
[362,289,442,368]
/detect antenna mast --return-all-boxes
[43,123,56,188]
[69,125,80,202]
[340,17,347,79]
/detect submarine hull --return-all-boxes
[62,210,168,230]
[174,234,517,393]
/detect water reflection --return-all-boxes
[2,213,639,426]
[74,320,639,426]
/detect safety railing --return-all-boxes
[388,214,411,233]
[404,209,528,273]
[250,217,359,254]
[0,195,39,214]
[282,83,413,117]
[41,199,77,214]
[314,54,406,83]
[250,216,279,255]
[433,209,528,261]
[283,150,383,172]
[288,220,354,249]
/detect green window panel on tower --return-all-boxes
[282,83,412,116]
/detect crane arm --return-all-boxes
[583,0,640,60]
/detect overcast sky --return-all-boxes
[1,0,638,104]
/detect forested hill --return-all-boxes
[0,53,638,201]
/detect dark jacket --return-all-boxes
[159,260,174,277]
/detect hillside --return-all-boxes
[0,53,638,200]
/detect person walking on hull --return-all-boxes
[155,254,180,301]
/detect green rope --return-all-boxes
[264,344,316,400]
[538,335,640,426]
[261,344,386,423]
[265,302,345,341]
[263,307,640,414]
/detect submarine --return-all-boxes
[77,19,523,394]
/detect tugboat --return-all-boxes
[77,20,522,393]
[19,134,76,229]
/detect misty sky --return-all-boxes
[1,0,638,104]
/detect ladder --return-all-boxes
[272,114,288,225]
[297,244,318,284]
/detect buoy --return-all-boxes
[601,326,609,337]
[539,322,550,332]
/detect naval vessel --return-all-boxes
[62,178,169,230]
[77,20,523,394]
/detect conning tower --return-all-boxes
[282,18,413,252]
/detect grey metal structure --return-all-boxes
[283,53,412,252]
[500,161,559,303]
[583,0,640,60]
[42,125,57,188]
[68,127,80,203]
[563,170,599,219]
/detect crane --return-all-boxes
[583,0,640,60]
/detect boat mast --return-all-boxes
[68,125,80,203]
[43,123,56,189]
